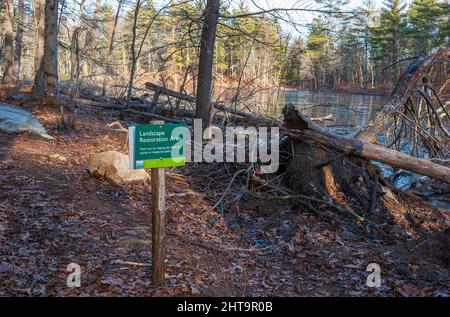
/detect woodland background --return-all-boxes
[0,0,448,100]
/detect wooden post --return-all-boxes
[149,120,166,286]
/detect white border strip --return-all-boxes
[128,126,135,169]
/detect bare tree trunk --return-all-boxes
[68,0,85,97]
[32,0,46,98]
[195,0,220,129]
[58,0,66,31]
[68,27,81,97]
[127,1,168,99]
[83,0,101,75]
[43,0,60,100]
[363,30,369,89]
[102,0,124,96]
[1,0,14,83]
[13,0,25,80]
[127,0,143,100]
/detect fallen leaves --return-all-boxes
[0,102,448,297]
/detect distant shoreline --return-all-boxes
[282,86,392,97]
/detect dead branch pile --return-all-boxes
[59,48,449,234]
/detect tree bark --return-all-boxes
[32,0,46,98]
[126,0,142,100]
[13,0,25,80]
[68,27,81,97]
[195,0,220,129]
[1,0,14,83]
[43,0,60,100]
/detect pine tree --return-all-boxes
[371,0,408,83]
[346,0,378,88]
[407,0,446,54]
[437,1,450,46]
[282,38,305,86]
[306,17,331,90]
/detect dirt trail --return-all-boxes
[0,93,448,296]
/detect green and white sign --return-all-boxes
[129,123,187,169]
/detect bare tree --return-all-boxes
[1,0,14,83]
[102,0,125,96]
[195,0,220,129]
[83,0,102,74]
[126,0,144,100]
[68,0,86,97]
[13,0,25,79]
[32,0,46,98]
[33,0,59,100]
[126,0,173,100]
[68,27,82,97]
[43,0,60,100]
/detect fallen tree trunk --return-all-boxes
[284,105,450,183]
[145,82,195,103]
[65,81,449,182]
[144,81,277,123]
[357,47,449,142]
[125,108,187,124]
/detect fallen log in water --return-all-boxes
[283,105,450,183]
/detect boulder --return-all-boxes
[49,154,67,162]
[0,102,55,140]
[88,151,150,185]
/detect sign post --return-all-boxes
[128,120,187,286]
[149,120,166,286]
[151,164,165,285]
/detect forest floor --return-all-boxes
[0,86,449,296]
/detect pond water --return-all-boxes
[241,90,448,209]
[266,90,388,135]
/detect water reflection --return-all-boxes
[278,91,387,135]
[237,90,388,135]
